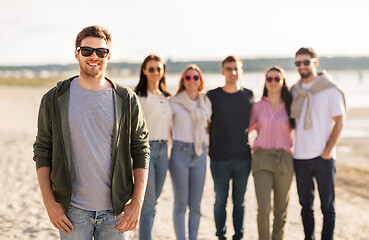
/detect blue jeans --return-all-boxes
[169,141,207,240]
[294,156,336,240]
[210,159,251,240]
[60,205,129,240]
[139,141,169,240]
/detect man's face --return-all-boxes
[75,37,110,78]
[295,54,317,79]
[222,61,243,85]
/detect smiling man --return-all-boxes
[207,56,254,240]
[33,25,150,240]
[291,47,346,240]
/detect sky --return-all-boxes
[1,0,369,65]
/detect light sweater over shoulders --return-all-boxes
[170,101,207,143]
[293,88,345,159]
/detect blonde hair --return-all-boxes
[176,64,205,94]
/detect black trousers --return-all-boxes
[294,156,336,240]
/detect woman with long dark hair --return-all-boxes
[169,64,211,240]
[134,54,172,240]
[249,66,294,240]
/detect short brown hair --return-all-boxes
[222,55,243,68]
[75,25,112,49]
[295,47,318,59]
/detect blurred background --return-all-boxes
[1,1,369,239]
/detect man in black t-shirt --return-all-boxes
[207,56,254,240]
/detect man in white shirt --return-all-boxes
[291,47,345,240]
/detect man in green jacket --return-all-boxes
[33,25,150,240]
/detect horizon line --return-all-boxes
[2,55,369,67]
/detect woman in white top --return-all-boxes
[134,54,172,240]
[169,64,212,240]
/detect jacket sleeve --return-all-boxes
[33,92,53,170]
[130,93,150,170]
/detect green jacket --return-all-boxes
[33,76,150,215]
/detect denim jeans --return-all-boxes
[169,141,207,240]
[294,156,336,240]
[210,159,251,240]
[59,205,129,240]
[139,141,169,240]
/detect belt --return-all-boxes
[149,140,168,143]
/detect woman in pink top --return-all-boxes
[249,66,295,240]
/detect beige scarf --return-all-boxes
[170,91,212,156]
[291,71,346,130]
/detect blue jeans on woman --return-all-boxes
[59,205,129,240]
[294,156,336,240]
[139,141,169,240]
[169,140,207,240]
[210,159,251,240]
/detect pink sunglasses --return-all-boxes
[183,74,200,81]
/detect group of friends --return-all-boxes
[33,25,346,240]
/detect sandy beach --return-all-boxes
[0,85,368,240]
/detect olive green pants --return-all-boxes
[252,149,294,240]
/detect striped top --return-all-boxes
[249,97,293,153]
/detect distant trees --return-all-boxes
[1,57,368,78]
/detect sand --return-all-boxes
[0,85,368,240]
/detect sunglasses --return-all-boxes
[294,59,316,67]
[224,67,241,72]
[147,67,163,73]
[266,76,282,83]
[77,46,109,58]
[184,74,200,81]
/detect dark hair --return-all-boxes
[134,54,170,97]
[295,47,318,59]
[75,25,112,49]
[222,55,243,68]
[263,66,295,129]
[176,64,205,95]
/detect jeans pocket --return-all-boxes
[318,155,332,161]
[106,210,121,225]
[67,205,77,214]
[171,142,184,152]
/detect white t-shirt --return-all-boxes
[293,82,345,160]
[138,92,172,141]
[170,101,207,143]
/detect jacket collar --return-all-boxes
[56,76,126,169]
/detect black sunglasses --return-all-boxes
[224,67,241,72]
[148,67,163,73]
[294,59,316,67]
[266,76,281,83]
[77,46,109,58]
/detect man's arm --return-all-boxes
[37,167,74,233]
[321,115,344,159]
[115,92,149,232]
[116,168,148,232]
[34,93,73,233]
